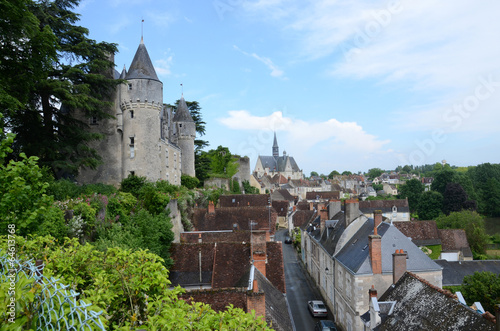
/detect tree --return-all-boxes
[398,178,424,213]
[181,174,199,189]
[242,180,260,194]
[342,170,352,176]
[310,171,319,178]
[481,178,500,217]
[6,0,121,176]
[194,150,211,186]
[401,165,412,173]
[442,182,468,215]
[431,169,456,195]
[328,170,340,179]
[461,271,500,314]
[417,191,443,220]
[207,146,239,178]
[367,168,383,179]
[436,210,488,255]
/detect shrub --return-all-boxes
[181,175,199,189]
[120,174,148,197]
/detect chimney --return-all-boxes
[253,279,259,293]
[198,233,202,243]
[392,249,407,284]
[293,205,296,212]
[369,285,381,329]
[208,201,215,214]
[328,200,341,219]
[369,230,382,274]
[309,202,314,210]
[253,251,267,278]
[345,199,359,228]
[320,208,328,231]
[374,210,382,228]
[247,280,266,319]
[369,285,377,300]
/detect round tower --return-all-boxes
[120,37,163,180]
[173,95,196,177]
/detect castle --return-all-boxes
[77,38,196,186]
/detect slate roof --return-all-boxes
[254,268,293,331]
[306,191,340,200]
[435,260,500,286]
[393,221,441,246]
[364,272,496,330]
[172,96,194,122]
[311,211,346,256]
[125,38,160,81]
[359,199,409,214]
[335,220,441,275]
[258,155,301,173]
[271,189,295,202]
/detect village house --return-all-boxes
[301,200,442,331]
[358,200,410,222]
[360,271,496,330]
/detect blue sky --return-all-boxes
[77,0,500,175]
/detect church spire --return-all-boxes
[272,132,279,157]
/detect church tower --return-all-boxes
[120,37,163,180]
[272,131,279,157]
[173,95,196,177]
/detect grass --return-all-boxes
[426,244,442,260]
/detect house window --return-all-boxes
[130,137,135,158]
[130,110,134,118]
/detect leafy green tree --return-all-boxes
[242,180,260,194]
[342,170,352,176]
[372,183,383,192]
[431,169,457,195]
[402,165,412,173]
[417,191,443,220]
[398,178,424,212]
[195,150,212,186]
[120,174,148,197]
[481,178,500,217]
[328,170,340,179]
[436,210,488,255]
[461,271,500,314]
[207,145,239,178]
[181,174,199,189]
[367,168,383,179]
[231,179,241,194]
[442,182,469,215]
[310,171,319,177]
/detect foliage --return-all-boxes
[292,228,301,252]
[310,171,319,177]
[207,146,239,178]
[367,168,383,179]
[181,174,199,189]
[424,244,442,260]
[461,271,500,314]
[417,191,443,220]
[398,178,424,212]
[442,182,469,215]
[328,170,340,178]
[5,0,121,176]
[342,170,352,176]
[195,150,211,186]
[480,178,500,217]
[1,236,272,330]
[242,180,260,194]
[231,179,241,194]
[138,184,170,215]
[436,210,488,255]
[431,169,457,195]
[120,174,148,197]
[372,183,383,192]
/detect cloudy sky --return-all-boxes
[77,0,500,175]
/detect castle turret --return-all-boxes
[173,95,196,177]
[120,37,163,180]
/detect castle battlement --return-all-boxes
[120,100,163,112]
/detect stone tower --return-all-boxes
[119,37,163,180]
[272,131,279,157]
[173,95,196,177]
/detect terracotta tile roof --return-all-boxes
[266,242,286,293]
[192,206,277,234]
[296,201,311,211]
[306,191,340,200]
[359,199,409,213]
[219,194,269,207]
[393,221,441,246]
[439,229,470,251]
[292,210,317,227]
[272,200,289,217]
[180,231,250,244]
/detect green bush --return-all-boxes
[139,184,170,215]
[120,174,148,197]
[47,179,81,200]
[181,174,199,189]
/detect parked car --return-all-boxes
[314,320,337,331]
[307,300,328,318]
[284,235,292,244]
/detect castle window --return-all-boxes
[179,124,182,127]
[174,153,177,169]
[166,150,169,167]
[130,137,135,158]
[130,110,134,118]
[128,84,132,90]
[130,171,135,176]
[90,116,98,125]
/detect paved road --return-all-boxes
[276,229,334,331]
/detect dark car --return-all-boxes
[284,235,292,244]
[307,300,328,318]
[314,320,337,331]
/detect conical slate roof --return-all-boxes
[125,38,159,81]
[173,95,194,122]
[273,132,278,148]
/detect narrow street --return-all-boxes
[276,229,334,331]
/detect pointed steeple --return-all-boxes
[119,65,127,79]
[173,95,194,122]
[125,38,159,81]
[273,132,279,157]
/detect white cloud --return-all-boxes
[155,56,173,76]
[233,45,286,79]
[218,110,390,154]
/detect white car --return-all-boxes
[308,300,328,318]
